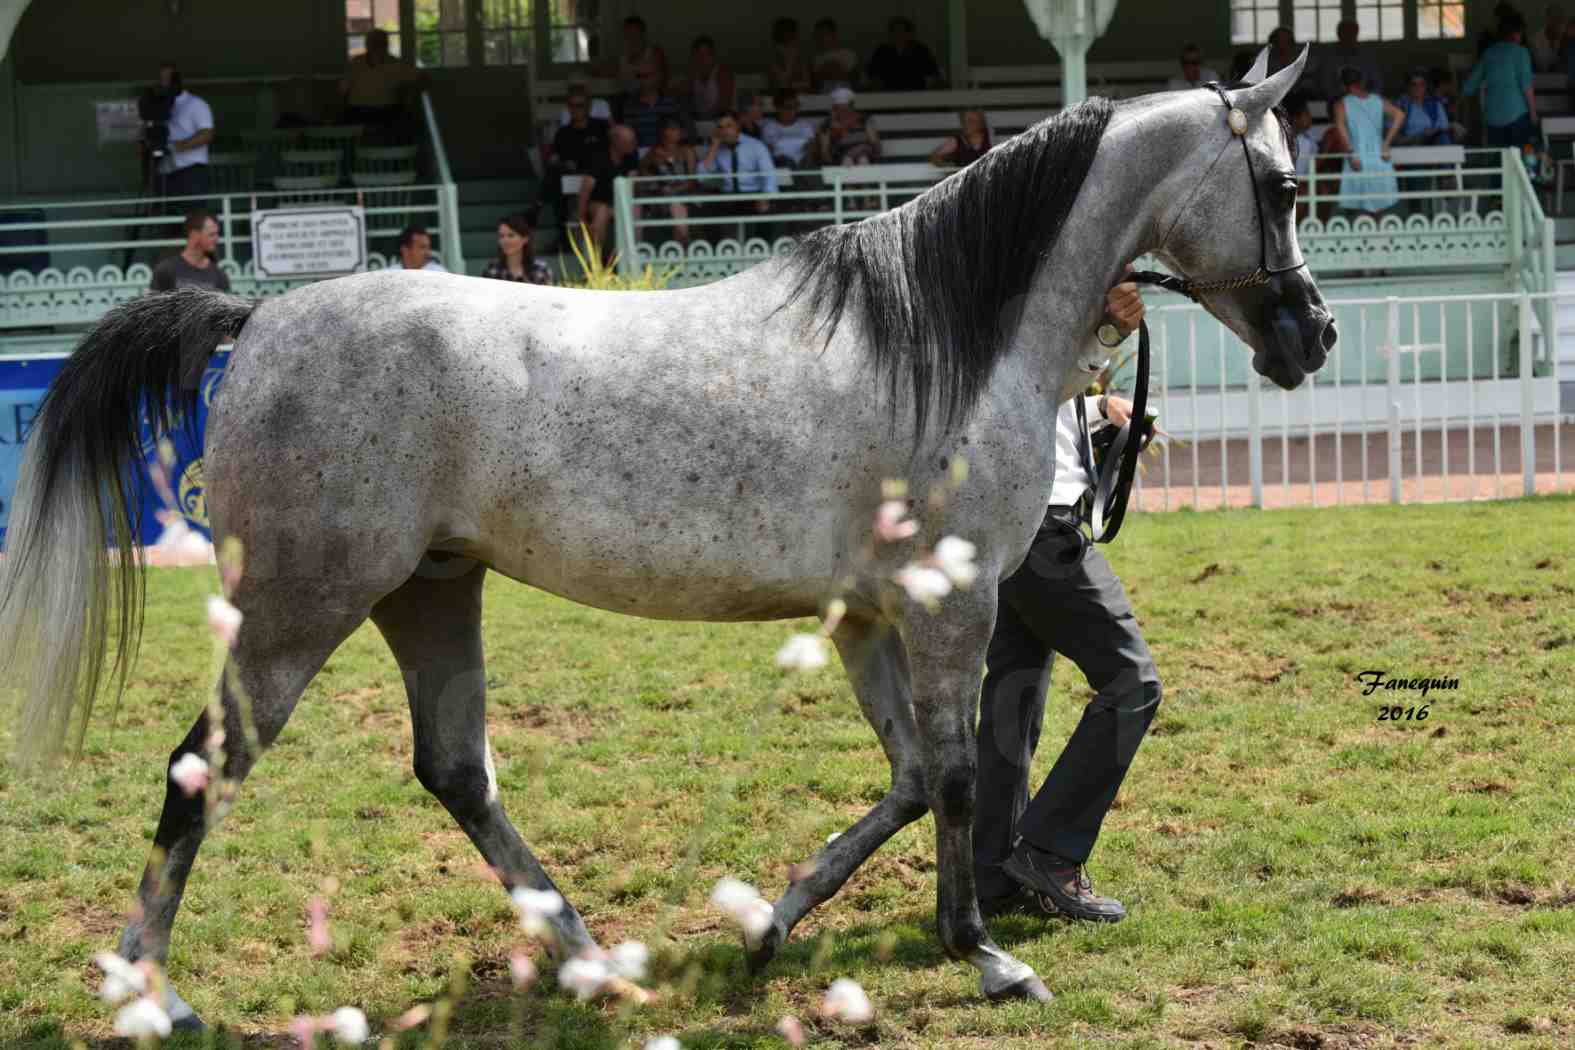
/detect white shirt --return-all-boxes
[162,91,213,173]
[1048,396,1111,507]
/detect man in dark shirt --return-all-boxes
[625,62,684,149]
[149,209,231,293]
[577,124,639,258]
[866,16,942,92]
[552,90,611,172]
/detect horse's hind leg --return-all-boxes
[117,582,373,1028]
[369,556,599,959]
[747,617,929,972]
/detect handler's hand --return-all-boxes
[1104,263,1145,339]
[1103,394,1134,427]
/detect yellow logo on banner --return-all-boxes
[178,458,207,527]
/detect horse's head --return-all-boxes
[1152,47,1335,390]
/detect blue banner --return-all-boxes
[0,351,229,548]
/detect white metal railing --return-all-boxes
[1127,289,1568,511]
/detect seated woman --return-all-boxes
[637,116,700,245]
[1331,66,1403,216]
[930,109,992,168]
[813,86,880,166]
[1393,68,1453,146]
[481,212,552,284]
[683,35,736,122]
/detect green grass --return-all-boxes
[2,496,1573,1049]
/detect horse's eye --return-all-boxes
[1276,179,1299,208]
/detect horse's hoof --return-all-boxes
[983,975,1054,1003]
[744,922,783,975]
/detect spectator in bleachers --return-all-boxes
[577,125,640,256]
[154,65,215,203]
[556,81,612,126]
[1393,69,1454,145]
[1267,26,1298,75]
[150,210,230,293]
[700,108,779,204]
[1478,3,1522,57]
[683,35,737,122]
[626,63,686,150]
[341,29,428,128]
[482,213,552,285]
[867,16,942,92]
[1430,69,1470,142]
[929,109,992,168]
[769,17,813,93]
[552,89,611,173]
[1332,67,1402,214]
[1530,5,1568,70]
[1165,44,1219,91]
[813,87,881,165]
[1321,20,1384,100]
[812,18,860,91]
[397,225,445,272]
[737,93,768,139]
[1464,12,1538,148]
[638,117,700,245]
[1284,94,1322,176]
[761,91,819,168]
[614,16,668,102]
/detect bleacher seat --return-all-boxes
[207,151,258,194]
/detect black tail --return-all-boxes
[0,288,255,759]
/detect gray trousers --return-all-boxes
[973,509,1163,899]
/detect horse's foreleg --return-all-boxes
[748,618,929,973]
[370,557,599,960]
[904,593,1052,1004]
[118,589,369,1029]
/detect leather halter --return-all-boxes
[1086,83,1302,544]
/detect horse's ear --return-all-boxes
[1231,45,1308,116]
[1241,47,1269,85]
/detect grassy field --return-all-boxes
[2,496,1573,1050]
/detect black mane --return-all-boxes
[777,95,1116,441]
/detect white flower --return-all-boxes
[893,563,952,606]
[330,1007,369,1045]
[508,951,538,990]
[775,633,828,672]
[821,977,875,1023]
[169,752,210,797]
[206,595,243,648]
[929,536,979,588]
[150,515,214,567]
[609,940,649,982]
[95,952,147,1005]
[709,877,774,946]
[874,500,918,542]
[558,956,613,1001]
[644,1038,682,1050]
[510,886,564,937]
[114,997,173,1039]
[821,598,847,635]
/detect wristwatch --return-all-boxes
[1096,321,1124,348]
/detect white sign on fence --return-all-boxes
[95,101,141,145]
[251,207,367,279]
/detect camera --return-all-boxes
[138,83,177,159]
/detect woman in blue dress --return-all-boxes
[1332,66,1404,214]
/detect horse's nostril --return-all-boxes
[1321,319,1338,351]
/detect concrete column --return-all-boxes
[1021,0,1119,107]
[948,0,969,89]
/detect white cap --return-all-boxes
[829,86,855,106]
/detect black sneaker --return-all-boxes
[1001,842,1126,923]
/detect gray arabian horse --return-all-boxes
[0,52,1329,1019]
